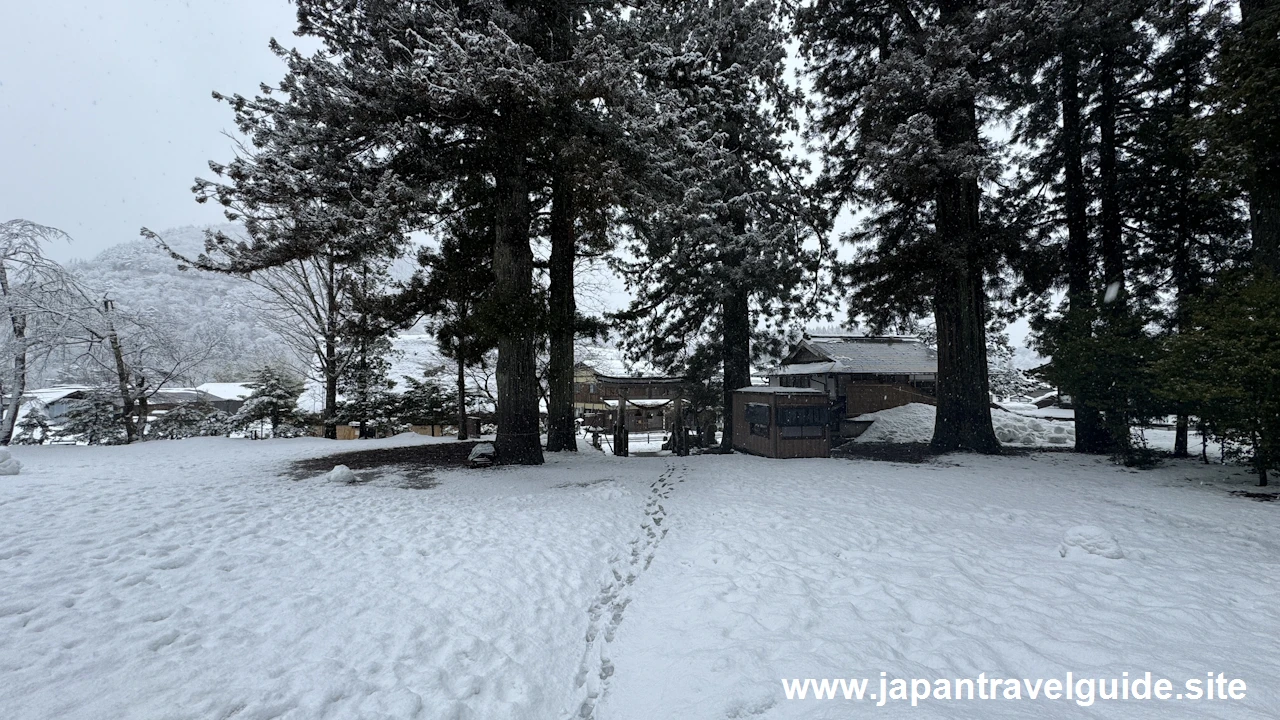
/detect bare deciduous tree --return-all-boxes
[0,220,77,444]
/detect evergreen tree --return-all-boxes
[396,179,498,442]
[1129,0,1249,454]
[397,375,461,428]
[995,0,1251,456]
[12,405,51,445]
[180,1,667,464]
[800,0,1004,452]
[993,0,1143,453]
[335,333,397,439]
[617,0,820,450]
[233,366,305,436]
[1215,0,1280,272]
[149,402,227,440]
[334,264,399,439]
[63,392,125,445]
[1159,275,1280,485]
[985,324,1041,401]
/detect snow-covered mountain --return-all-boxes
[36,224,290,386]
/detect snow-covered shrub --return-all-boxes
[149,403,230,440]
[322,465,358,483]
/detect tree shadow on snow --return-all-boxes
[285,441,482,489]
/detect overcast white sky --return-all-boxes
[0,1,306,263]
[0,2,1036,354]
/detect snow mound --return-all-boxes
[1059,525,1124,560]
[0,450,21,476]
[321,465,358,484]
[854,402,1076,447]
[853,403,935,444]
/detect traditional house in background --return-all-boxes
[147,388,212,412]
[770,336,938,436]
[572,363,609,427]
[195,383,252,415]
[10,385,243,433]
[9,386,94,424]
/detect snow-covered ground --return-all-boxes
[2,436,1277,719]
[857,402,1077,447]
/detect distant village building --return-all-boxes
[769,336,938,432]
[195,383,252,415]
[8,386,94,423]
[10,383,252,427]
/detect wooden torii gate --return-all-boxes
[596,374,691,457]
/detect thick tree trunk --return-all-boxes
[1098,50,1132,452]
[1060,42,1109,453]
[1174,414,1190,457]
[929,29,999,454]
[930,233,1000,454]
[492,150,544,465]
[1241,0,1280,274]
[456,345,469,441]
[719,287,751,452]
[546,167,578,452]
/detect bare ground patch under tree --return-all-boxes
[287,440,482,485]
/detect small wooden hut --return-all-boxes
[731,387,830,458]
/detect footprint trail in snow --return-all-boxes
[573,462,683,719]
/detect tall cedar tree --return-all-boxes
[1220,0,1280,272]
[181,2,654,463]
[540,4,687,452]
[336,266,399,438]
[801,0,1003,453]
[995,0,1106,451]
[1130,0,1249,454]
[999,0,1248,455]
[616,0,819,450]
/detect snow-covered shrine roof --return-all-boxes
[776,336,938,376]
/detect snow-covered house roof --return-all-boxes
[148,388,209,406]
[775,336,938,376]
[20,385,93,405]
[196,382,253,401]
